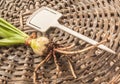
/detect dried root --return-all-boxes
[34,51,52,84]
[33,39,107,83]
[54,40,107,55]
[67,57,77,78]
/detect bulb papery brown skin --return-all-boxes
[30,37,49,56]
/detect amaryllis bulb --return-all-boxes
[30,37,49,56]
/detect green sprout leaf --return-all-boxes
[0,18,29,46]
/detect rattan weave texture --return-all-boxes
[0,0,120,84]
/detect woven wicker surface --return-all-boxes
[0,0,120,84]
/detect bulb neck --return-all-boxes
[25,32,37,46]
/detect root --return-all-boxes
[33,40,107,83]
[57,43,75,50]
[67,57,77,78]
[34,51,52,84]
[55,40,107,55]
[53,51,60,76]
